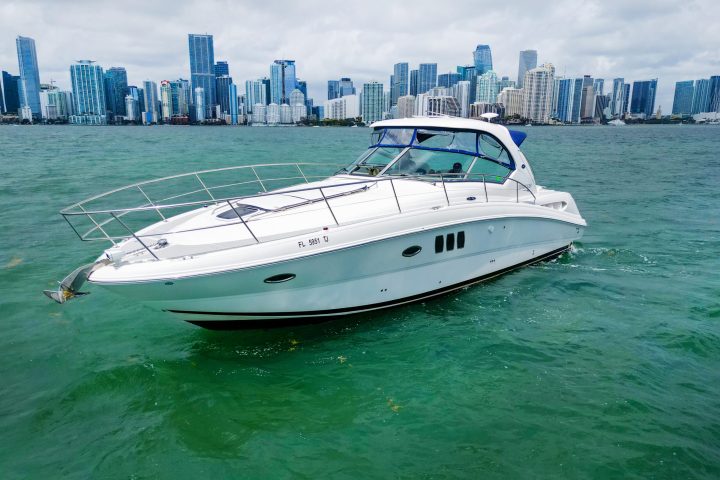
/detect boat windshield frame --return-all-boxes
[341,127,517,181]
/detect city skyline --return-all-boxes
[1,0,718,112]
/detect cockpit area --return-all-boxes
[341,127,517,183]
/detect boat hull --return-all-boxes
[91,216,583,329]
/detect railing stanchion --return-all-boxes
[226,200,259,244]
[389,179,402,213]
[483,175,489,202]
[251,167,267,192]
[110,212,159,260]
[441,174,450,206]
[516,181,519,203]
[137,185,166,220]
[319,187,339,225]
[79,204,116,245]
[194,174,216,201]
[296,164,309,183]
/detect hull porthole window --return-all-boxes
[402,245,422,257]
[264,273,296,284]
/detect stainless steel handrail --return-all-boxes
[59,162,538,260]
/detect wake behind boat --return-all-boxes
[46,116,586,329]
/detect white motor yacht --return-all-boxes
[46,117,586,329]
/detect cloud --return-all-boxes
[0,0,718,110]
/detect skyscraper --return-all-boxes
[593,78,605,97]
[476,71,499,103]
[170,79,191,117]
[473,45,493,76]
[16,36,42,118]
[246,79,267,113]
[516,50,537,88]
[630,79,658,116]
[188,34,216,119]
[194,87,205,122]
[327,80,340,100]
[361,81,384,124]
[142,80,159,124]
[709,76,720,112]
[104,67,128,118]
[409,70,419,96]
[522,64,555,123]
[1,71,21,114]
[339,78,355,96]
[417,63,437,95]
[391,63,409,106]
[691,78,711,114]
[214,61,229,77]
[454,80,471,118]
[70,60,107,124]
[270,60,296,104]
[672,80,694,115]
[160,81,172,121]
[456,65,477,103]
[611,78,625,117]
[438,73,461,88]
[216,75,234,114]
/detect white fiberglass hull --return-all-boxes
[89,215,583,328]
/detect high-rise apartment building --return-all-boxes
[691,79,711,114]
[70,60,107,124]
[417,64,437,95]
[361,81,384,124]
[270,60,296,104]
[16,36,42,118]
[396,95,416,119]
[672,80,694,115]
[709,76,720,112]
[188,34,216,119]
[214,61,229,77]
[456,65,477,103]
[409,70,419,96]
[497,87,524,118]
[104,67,128,118]
[454,81,471,118]
[516,50,537,88]
[1,71,21,114]
[438,73,461,88]
[476,70,499,103]
[473,45,493,76]
[522,64,555,123]
[630,79,658,116]
[142,80,159,124]
[327,80,340,100]
[391,63,409,106]
[216,75,234,114]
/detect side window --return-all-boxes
[446,233,455,251]
[435,235,444,253]
[457,231,465,249]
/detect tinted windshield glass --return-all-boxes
[374,128,414,146]
[386,149,474,177]
[348,147,404,176]
[414,129,477,154]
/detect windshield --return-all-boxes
[344,127,515,180]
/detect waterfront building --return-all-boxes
[417,63,437,95]
[142,80,159,124]
[16,36,42,118]
[622,84,630,116]
[188,34,216,119]
[327,80,340,100]
[497,87,524,118]
[125,95,139,121]
[39,87,73,120]
[499,76,516,91]
[361,81,384,124]
[593,78,604,97]
[611,78,626,117]
[691,79,711,114]
[127,85,144,114]
[517,50,537,88]
[470,102,504,118]
[270,60,296,104]
[476,70,499,103]
[578,76,594,121]
[428,96,460,116]
[522,63,555,123]
[1,71,21,114]
[454,80,471,118]
[214,61,229,77]
[415,93,429,116]
[457,65,477,103]
[391,63,409,106]
[473,44,493,75]
[245,79,268,114]
[595,94,611,120]
[396,95,415,119]
[323,94,360,120]
[215,75,234,115]
[339,77,355,96]
[289,88,305,108]
[409,69,419,96]
[251,103,266,124]
[104,67,128,118]
[710,76,720,112]
[69,60,107,125]
[428,87,453,97]
[228,83,238,124]
[170,79,191,117]
[672,80,694,115]
[297,80,308,99]
[194,87,205,122]
[630,79,658,117]
[554,78,582,123]
[291,104,306,123]
[266,103,280,124]
[438,72,461,88]
[160,81,172,121]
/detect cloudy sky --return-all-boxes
[1,0,718,110]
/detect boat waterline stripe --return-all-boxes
[168,245,570,319]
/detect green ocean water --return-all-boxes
[0,124,719,479]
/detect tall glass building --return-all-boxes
[391,63,409,106]
[1,71,21,114]
[339,78,355,96]
[142,80,159,124]
[709,76,720,113]
[476,70,499,103]
[170,79,191,117]
[516,50,537,88]
[456,65,477,103]
[691,79,711,114]
[16,36,42,118]
[188,34,216,119]
[327,80,340,100]
[417,63,437,95]
[473,45,493,76]
[593,78,604,97]
[216,75,234,114]
[104,67,128,118]
[409,70,419,96]
[438,73,461,89]
[672,80,694,115]
[214,61,229,77]
[630,79,658,116]
[270,60,296,104]
[361,81,384,124]
[70,60,107,124]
